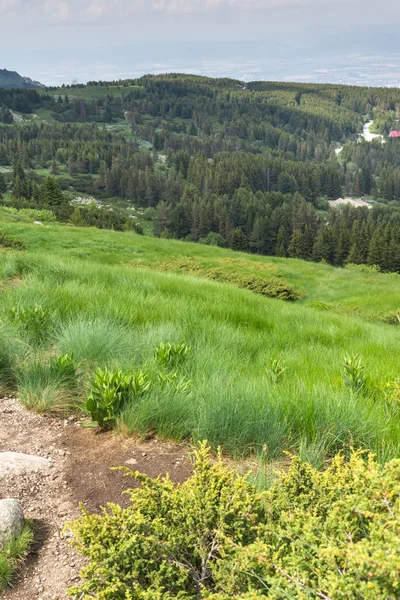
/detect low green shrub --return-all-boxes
[0,231,25,250]
[157,370,192,393]
[83,367,151,429]
[151,257,303,301]
[381,310,400,325]
[154,341,191,369]
[345,263,382,273]
[198,232,226,247]
[0,523,33,590]
[68,443,400,600]
[342,353,366,394]
[307,300,331,311]
[68,442,264,599]
[206,270,302,301]
[18,208,57,223]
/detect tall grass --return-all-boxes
[0,222,400,464]
[0,523,33,590]
[54,318,137,364]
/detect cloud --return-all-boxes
[0,0,69,18]
[85,0,306,18]
[43,0,69,20]
[0,0,22,14]
[152,0,305,12]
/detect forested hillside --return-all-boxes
[1,75,400,271]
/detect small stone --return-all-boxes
[0,499,24,548]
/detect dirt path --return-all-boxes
[0,396,192,599]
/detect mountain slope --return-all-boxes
[0,69,43,89]
[0,219,400,465]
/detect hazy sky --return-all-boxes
[2,0,400,84]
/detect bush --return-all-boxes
[143,207,157,221]
[83,367,151,429]
[0,231,25,250]
[152,257,303,301]
[382,310,400,325]
[68,442,264,599]
[213,451,400,600]
[206,270,303,301]
[345,263,381,273]
[18,208,57,222]
[154,341,191,369]
[342,352,366,394]
[198,232,226,247]
[68,444,400,600]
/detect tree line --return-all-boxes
[1,75,400,271]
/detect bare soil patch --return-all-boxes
[0,396,191,599]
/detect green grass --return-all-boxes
[0,219,400,465]
[0,524,33,590]
[33,107,57,122]
[0,219,398,319]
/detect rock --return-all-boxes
[0,452,50,478]
[0,499,24,548]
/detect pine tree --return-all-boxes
[275,226,288,257]
[229,228,248,252]
[335,224,351,266]
[12,175,25,199]
[42,176,65,207]
[288,229,305,259]
[0,173,6,196]
[367,225,384,268]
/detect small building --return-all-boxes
[389,131,400,138]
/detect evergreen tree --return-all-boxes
[42,176,65,207]
[367,226,384,268]
[288,229,305,259]
[0,172,6,196]
[275,226,288,257]
[229,228,248,252]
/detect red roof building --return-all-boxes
[389,131,400,138]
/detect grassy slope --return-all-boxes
[1,220,400,465]
[0,220,398,318]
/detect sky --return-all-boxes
[2,0,400,85]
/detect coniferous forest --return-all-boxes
[1,75,400,272]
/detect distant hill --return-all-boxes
[0,68,43,89]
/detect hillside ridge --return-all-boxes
[0,68,43,89]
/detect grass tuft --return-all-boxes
[0,523,34,590]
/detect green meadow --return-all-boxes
[1,219,400,467]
